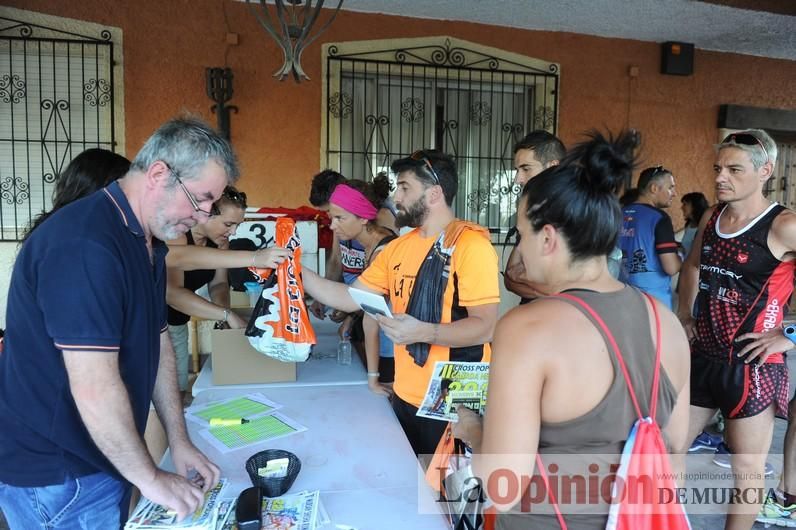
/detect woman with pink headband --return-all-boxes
[328,175,397,396]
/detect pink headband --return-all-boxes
[329,184,378,220]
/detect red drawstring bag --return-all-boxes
[537,292,691,530]
[245,217,316,362]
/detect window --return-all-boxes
[323,36,559,238]
[0,11,123,240]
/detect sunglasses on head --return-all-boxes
[409,150,441,185]
[644,166,674,180]
[722,132,770,163]
[221,187,247,209]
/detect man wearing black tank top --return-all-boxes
[678,129,796,530]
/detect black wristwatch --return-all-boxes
[784,324,796,345]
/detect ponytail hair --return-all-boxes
[340,178,388,217]
[372,171,393,198]
[521,130,639,261]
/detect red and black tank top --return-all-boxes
[693,203,794,364]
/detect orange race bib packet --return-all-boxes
[245,217,316,362]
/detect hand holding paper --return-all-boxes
[347,287,393,318]
[376,313,429,345]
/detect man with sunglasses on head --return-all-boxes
[302,150,500,457]
[679,129,796,530]
[618,165,681,309]
[0,117,235,527]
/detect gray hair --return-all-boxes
[719,128,778,170]
[131,116,240,184]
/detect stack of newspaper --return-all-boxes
[262,490,327,529]
[125,479,228,530]
[126,480,330,530]
[216,490,329,530]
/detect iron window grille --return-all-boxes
[323,37,559,238]
[0,15,118,241]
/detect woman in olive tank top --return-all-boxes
[454,131,691,529]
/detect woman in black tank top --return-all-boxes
[452,132,691,529]
[165,187,247,393]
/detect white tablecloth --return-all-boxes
[170,384,448,529]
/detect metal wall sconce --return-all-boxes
[206,67,237,141]
[246,0,344,83]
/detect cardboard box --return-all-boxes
[229,289,252,308]
[211,308,297,385]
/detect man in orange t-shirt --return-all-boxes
[303,150,500,456]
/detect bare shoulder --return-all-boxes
[772,208,796,237]
[770,208,796,257]
[493,299,580,360]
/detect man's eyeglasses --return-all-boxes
[410,150,441,185]
[164,162,219,217]
[722,132,770,164]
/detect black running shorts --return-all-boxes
[690,354,788,420]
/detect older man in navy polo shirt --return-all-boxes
[0,118,238,527]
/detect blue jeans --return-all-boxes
[0,472,124,529]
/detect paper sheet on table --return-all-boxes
[185,393,282,427]
[199,411,307,453]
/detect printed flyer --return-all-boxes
[416,361,489,422]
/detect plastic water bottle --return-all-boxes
[337,334,352,365]
[244,281,262,307]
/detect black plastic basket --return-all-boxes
[245,449,301,497]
